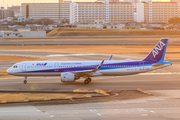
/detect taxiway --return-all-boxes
[0,41,180,120]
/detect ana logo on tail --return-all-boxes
[152,41,166,58]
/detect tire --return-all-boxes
[84,79,89,84]
[24,80,27,84]
[88,78,92,82]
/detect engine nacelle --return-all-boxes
[61,72,75,82]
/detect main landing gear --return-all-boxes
[24,76,27,84]
[84,78,91,84]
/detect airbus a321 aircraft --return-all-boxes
[7,38,172,84]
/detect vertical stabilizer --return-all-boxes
[143,38,169,62]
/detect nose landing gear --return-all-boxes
[24,76,27,84]
[84,78,91,84]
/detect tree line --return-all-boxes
[168,17,180,24]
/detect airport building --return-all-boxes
[0,31,46,38]
[70,2,134,24]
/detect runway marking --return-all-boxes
[96,113,102,116]
[141,114,148,116]
[44,112,54,118]
[141,109,148,112]
[90,109,102,116]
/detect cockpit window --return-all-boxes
[13,66,18,68]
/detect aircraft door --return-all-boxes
[139,61,144,70]
[54,63,59,71]
[22,63,26,71]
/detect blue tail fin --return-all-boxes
[143,38,169,62]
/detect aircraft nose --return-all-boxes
[6,68,12,74]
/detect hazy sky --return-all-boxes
[0,0,170,8]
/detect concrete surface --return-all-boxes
[0,47,180,120]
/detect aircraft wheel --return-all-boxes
[84,79,89,84]
[84,78,91,84]
[88,78,92,83]
[24,80,27,84]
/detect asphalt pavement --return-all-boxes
[0,44,180,120]
[0,38,180,45]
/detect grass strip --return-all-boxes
[0,93,93,104]
[47,27,180,36]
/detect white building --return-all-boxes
[77,24,104,29]
[7,6,21,17]
[105,24,125,29]
[144,2,179,23]
[70,2,134,24]
[21,3,70,22]
[134,1,179,23]
[122,0,139,3]
[1,31,46,38]
[171,0,180,18]
[18,16,26,22]
[136,2,144,23]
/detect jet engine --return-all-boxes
[61,72,78,82]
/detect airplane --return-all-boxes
[7,38,172,84]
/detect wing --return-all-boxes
[71,60,104,76]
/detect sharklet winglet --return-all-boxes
[108,55,113,60]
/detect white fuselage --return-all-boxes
[6,60,171,77]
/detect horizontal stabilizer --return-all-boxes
[152,64,165,67]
